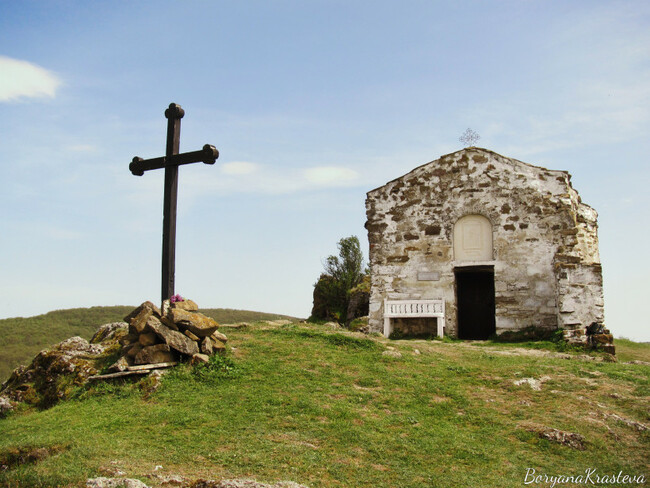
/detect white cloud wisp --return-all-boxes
[0,55,61,102]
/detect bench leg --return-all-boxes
[384,317,391,338]
[437,317,444,339]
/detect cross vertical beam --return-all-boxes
[162,103,184,304]
[129,103,219,308]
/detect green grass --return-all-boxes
[1,322,648,487]
[615,338,650,363]
[0,306,300,382]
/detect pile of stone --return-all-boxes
[585,322,615,355]
[563,322,615,355]
[119,299,227,367]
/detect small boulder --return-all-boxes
[190,353,210,365]
[200,337,213,355]
[210,335,227,352]
[0,396,14,417]
[591,333,614,345]
[170,309,219,338]
[90,323,128,344]
[124,301,160,323]
[58,337,105,357]
[108,357,130,373]
[160,316,180,331]
[184,329,200,341]
[134,344,176,365]
[138,333,158,347]
[119,333,139,346]
[125,343,143,359]
[382,350,402,358]
[171,298,199,312]
[129,308,154,335]
[147,318,200,357]
[86,478,150,488]
[212,330,228,343]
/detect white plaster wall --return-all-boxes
[365,148,605,337]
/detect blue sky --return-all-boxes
[1,1,649,340]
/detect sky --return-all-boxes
[1,1,649,341]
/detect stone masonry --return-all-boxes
[365,147,605,340]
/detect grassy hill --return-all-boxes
[0,306,299,382]
[0,321,648,487]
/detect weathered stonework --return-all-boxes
[365,147,605,339]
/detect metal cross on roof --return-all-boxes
[459,128,480,147]
[129,103,219,306]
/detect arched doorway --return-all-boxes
[453,215,495,339]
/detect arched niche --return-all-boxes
[453,215,493,261]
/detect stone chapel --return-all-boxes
[365,147,605,341]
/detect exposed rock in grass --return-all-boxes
[605,413,648,432]
[0,395,14,416]
[220,322,249,329]
[538,428,586,450]
[513,376,551,391]
[86,478,150,488]
[1,336,103,408]
[522,423,586,450]
[323,322,342,329]
[190,480,308,488]
[382,349,402,358]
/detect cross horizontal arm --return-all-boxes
[130,144,219,176]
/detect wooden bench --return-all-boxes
[383,299,445,338]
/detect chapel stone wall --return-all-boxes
[365,148,605,337]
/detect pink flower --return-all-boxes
[170,294,184,303]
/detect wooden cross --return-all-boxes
[129,103,219,306]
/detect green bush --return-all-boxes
[311,236,369,323]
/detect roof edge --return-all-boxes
[366,147,569,196]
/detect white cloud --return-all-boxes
[221,161,258,175]
[303,166,359,186]
[169,161,363,199]
[0,55,62,102]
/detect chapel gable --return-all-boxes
[365,148,605,342]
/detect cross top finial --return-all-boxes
[459,128,480,147]
[165,102,185,120]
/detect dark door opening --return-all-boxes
[455,267,496,340]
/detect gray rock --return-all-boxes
[200,337,213,355]
[191,353,210,365]
[184,329,200,341]
[58,337,105,357]
[108,357,130,373]
[134,344,176,365]
[212,330,228,343]
[0,396,14,417]
[148,319,200,356]
[169,309,219,337]
[86,478,150,488]
[138,333,158,347]
[91,322,128,344]
[192,479,308,488]
[123,301,160,324]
